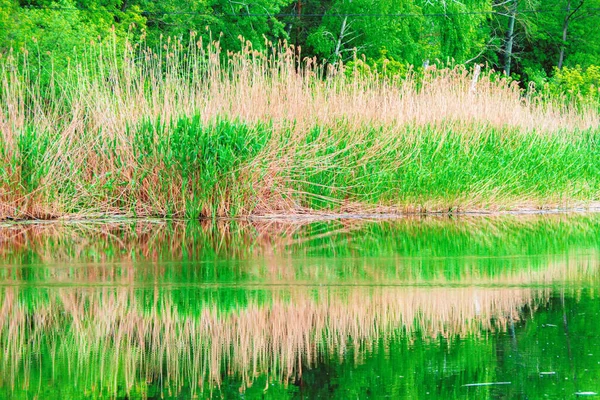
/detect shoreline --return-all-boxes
[249,205,600,221]
[2,203,600,225]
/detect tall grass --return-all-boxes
[1,37,599,219]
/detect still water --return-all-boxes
[1,215,600,399]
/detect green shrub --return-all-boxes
[345,49,410,81]
[548,65,600,105]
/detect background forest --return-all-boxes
[1,0,599,95]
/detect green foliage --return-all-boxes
[306,0,424,64]
[344,49,410,80]
[522,66,549,91]
[2,0,600,89]
[15,126,50,191]
[419,0,491,63]
[132,116,270,218]
[0,0,293,78]
[0,0,144,88]
[490,0,600,79]
[0,0,17,51]
[135,0,293,51]
[549,65,600,103]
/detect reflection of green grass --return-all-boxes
[3,287,598,399]
[0,286,539,400]
[1,215,600,285]
[1,216,600,398]
[291,289,600,399]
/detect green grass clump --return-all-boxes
[130,116,271,218]
[1,116,599,219]
[285,124,600,211]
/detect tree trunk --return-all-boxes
[504,0,517,75]
[558,0,572,69]
[558,0,585,69]
[333,16,348,63]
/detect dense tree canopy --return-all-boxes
[1,0,599,83]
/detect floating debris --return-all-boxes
[462,382,511,387]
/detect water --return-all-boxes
[1,215,600,399]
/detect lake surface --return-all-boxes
[1,215,600,399]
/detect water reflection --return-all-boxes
[0,286,546,397]
[0,215,599,398]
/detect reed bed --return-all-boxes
[1,38,599,219]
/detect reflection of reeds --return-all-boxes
[1,214,599,259]
[0,286,546,397]
[1,215,599,285]
[1,216,599,397]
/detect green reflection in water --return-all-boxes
[0,215,599,399]
[285,289,600,400]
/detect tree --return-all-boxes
[293,0,492,67]
[419,0,492,65]
[503,0,517,75]
[554,0,600,69]
[482,0,600,79]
